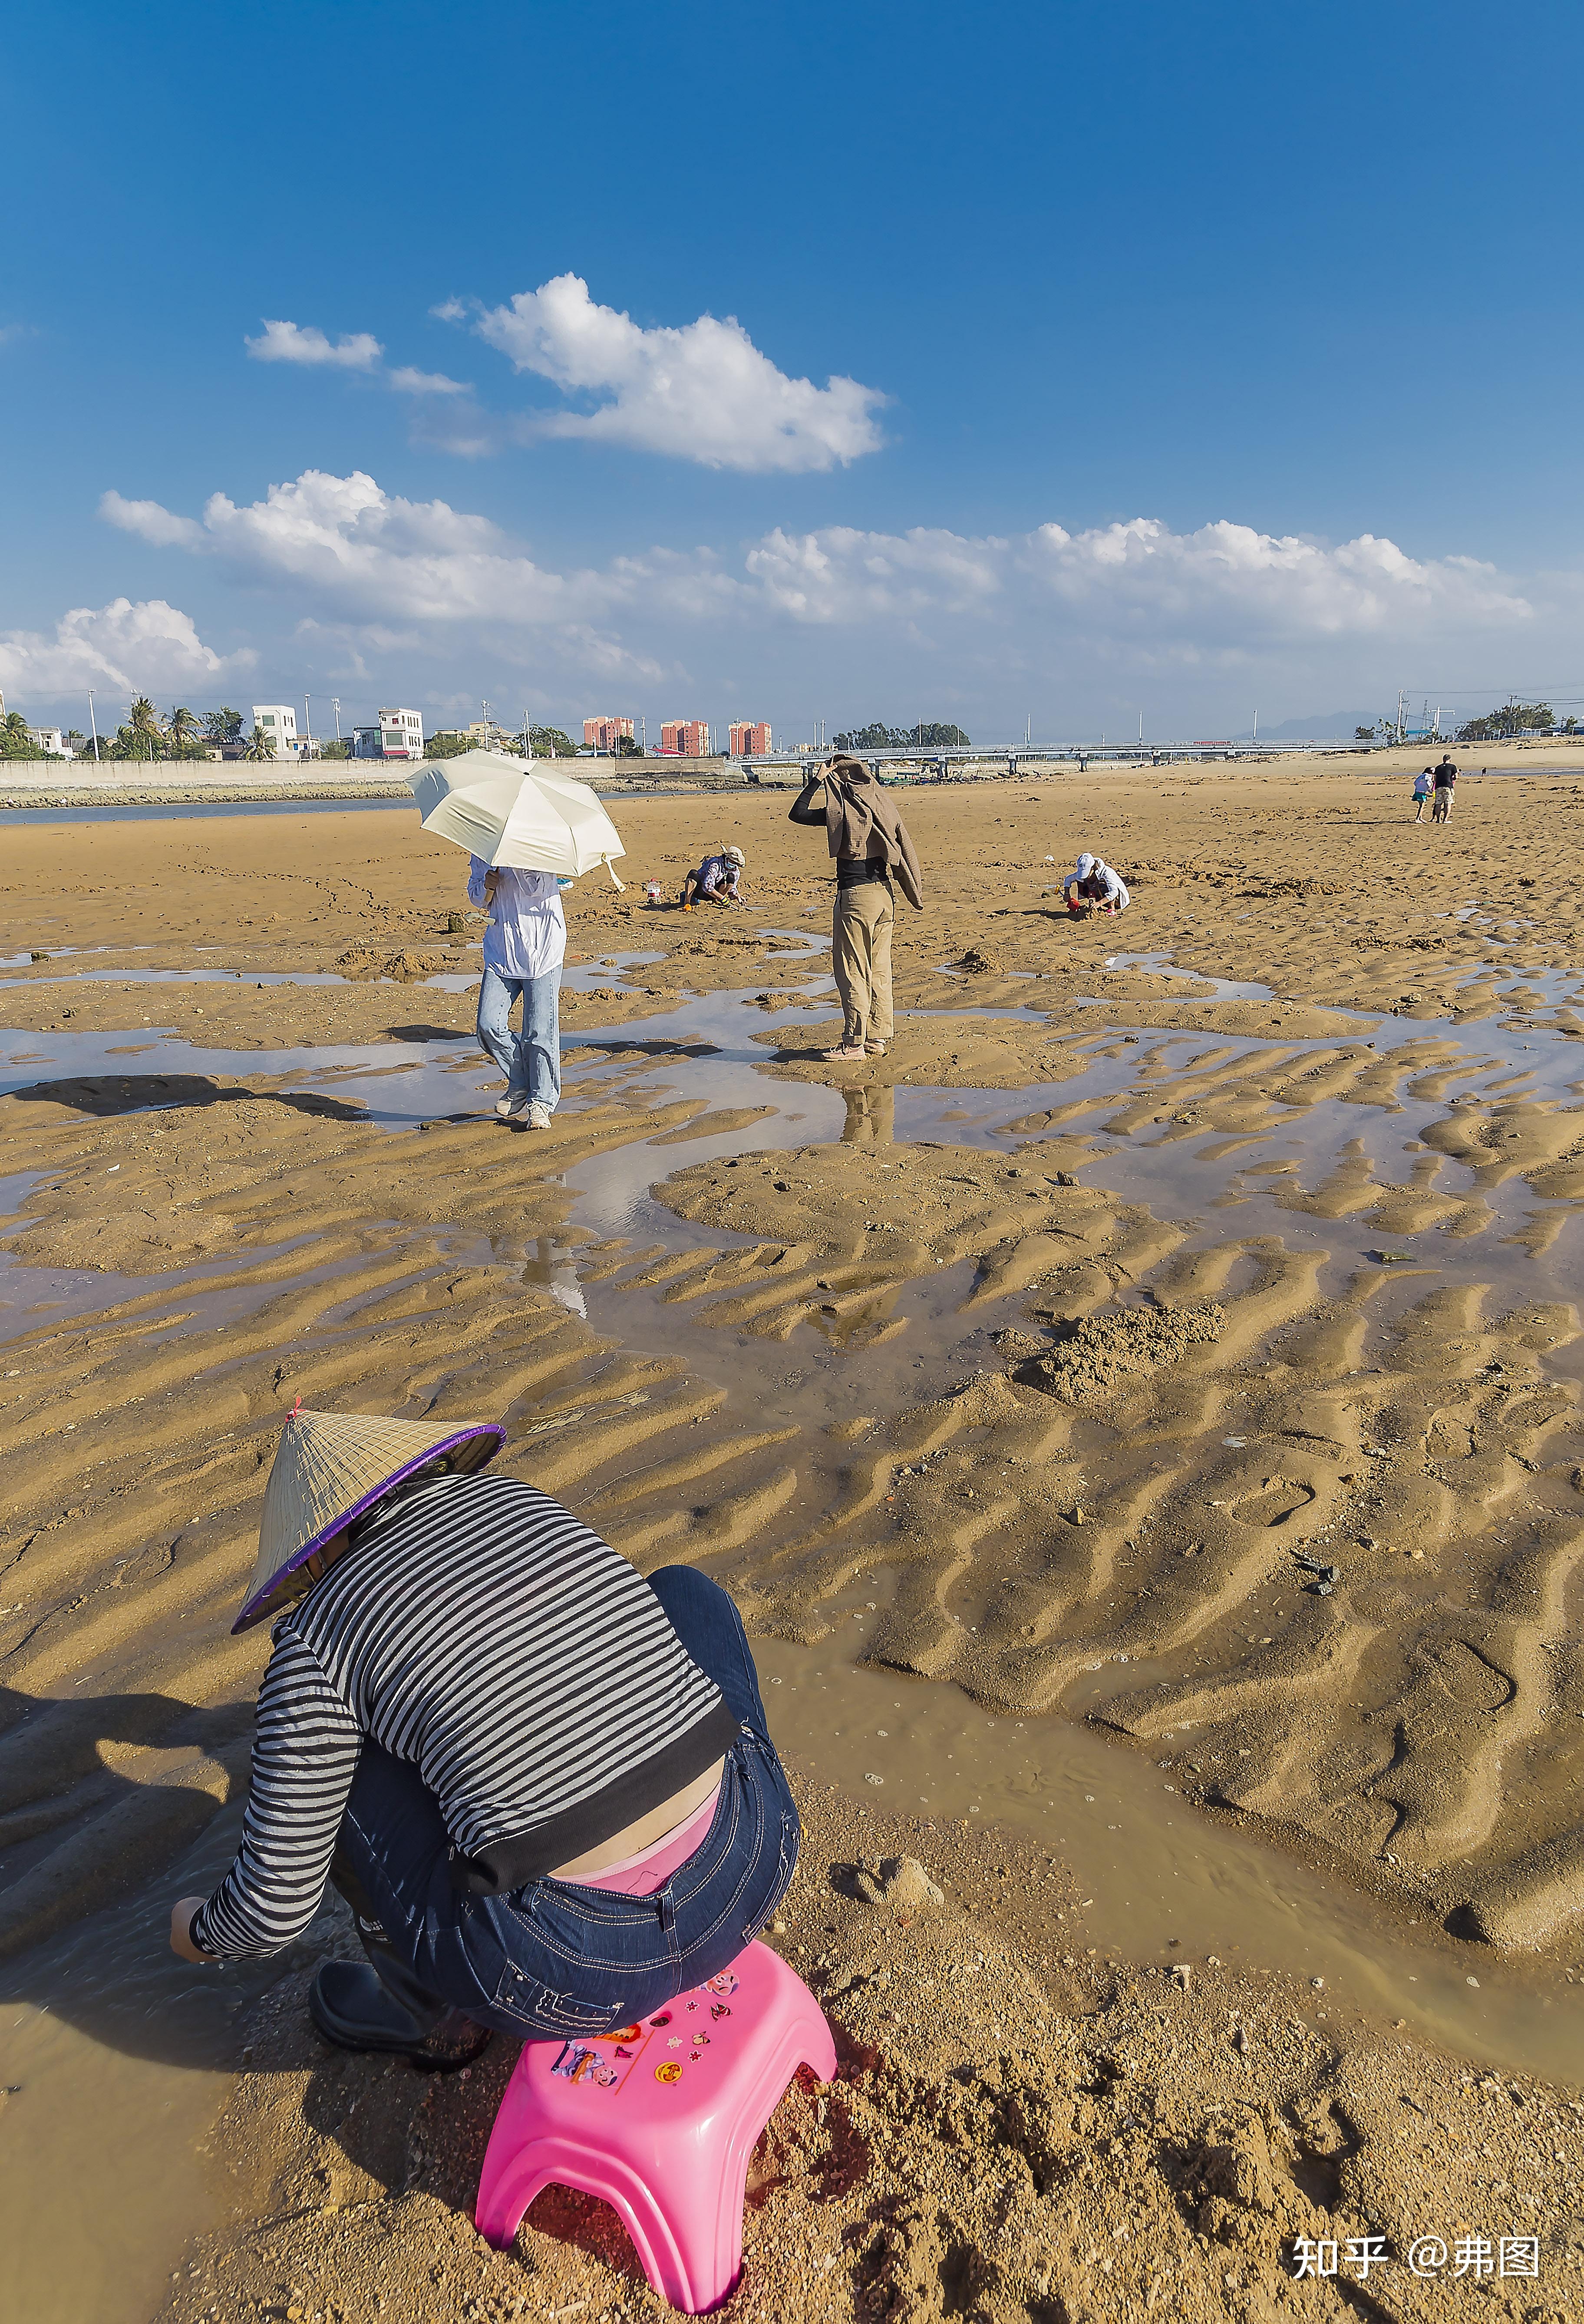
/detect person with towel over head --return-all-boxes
[166,1403,798,2067]
[788,754,924,1062]
[1063,852,1130,918]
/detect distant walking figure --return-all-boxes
[1412,768,1432,823]
[789,756,924,1062]
[1431,758,1458,824]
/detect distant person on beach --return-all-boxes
[789,754,924,1062]
[166,1406,796,2067]
[680,846,745,909]
[1412,767,1433,822]
[1432,759,1458,824]
[469,855,564,1129]
[1063,853,1130,916]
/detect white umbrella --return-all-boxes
[411,750,627,885]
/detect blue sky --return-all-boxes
[3,0,1581,743]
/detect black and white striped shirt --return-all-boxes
[193,1474,737,1959]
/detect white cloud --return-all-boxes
[389,365,471,396]
[746,516,1533,655]
[450,274,887,473]
[99,471,678,681]
[97,465,1563,723]
[245,319,384,370]
[0,597,254,702]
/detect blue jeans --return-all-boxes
[331,1569,799,2038]
[477,964,562,1110]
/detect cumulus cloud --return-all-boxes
[100,471,683,680]
[245,319,384,370]
[746,516,1533,653]
[98,466,1556,717]
[0,597,254,700]
[446,274,887,473]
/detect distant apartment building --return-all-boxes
[353,708,424,759]
[729,721,772,757]
[251,705,300,759]
[660,719,710,756]
[28,725,71,757]
[583,715,634,751]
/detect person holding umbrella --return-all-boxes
[411,749,628,1131]
[469,856,564,1128]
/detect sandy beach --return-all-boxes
[3,764,1584,2321]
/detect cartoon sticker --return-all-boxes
[655,2062,683,2084]
[550,2043,618,2088]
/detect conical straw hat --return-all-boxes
[234,1404,505,1633]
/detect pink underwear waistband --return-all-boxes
[570,1781,723,1895]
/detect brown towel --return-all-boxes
[820,756,924,910]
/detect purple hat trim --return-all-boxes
[231,1421,506,1634]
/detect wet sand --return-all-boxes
[3,769,1583,2319]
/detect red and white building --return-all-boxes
[729,721,772,757]
[583,716,634,751]
[660,719,710,756]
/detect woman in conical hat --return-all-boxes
[170,1403,798,2066]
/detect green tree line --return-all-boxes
[833,721,971,751]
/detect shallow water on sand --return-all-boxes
[4,941,1584,2318]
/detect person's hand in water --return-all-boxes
[170,1895,212,1962]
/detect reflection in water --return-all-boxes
[842,1080,895,1144]
[520,1232,588,1317]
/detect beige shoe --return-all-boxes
[525,1101,553,1130]
[823,1044,866,1062]
[865,1041,887,1056]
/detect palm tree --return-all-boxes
[202,706,244,746]
[166,705,201,756]
[241,724,276,763]
[128,697,165,761]
[1,710,34,757]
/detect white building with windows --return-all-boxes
[251,705,300,759]
[353,708,424,759]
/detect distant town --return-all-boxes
[0,694,796,766]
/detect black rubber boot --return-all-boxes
[318,1844,492,2070]
[310,1961,492,2070]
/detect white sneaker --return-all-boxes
[525,1101,553,1130]
[495,1095,520,1119]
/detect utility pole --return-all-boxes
[332,697,342,743]
[523,710,533,759]
[87,688,100,763]
[1396,688,1406,745]
[304,694,314,760]
[1251,708,1257,744]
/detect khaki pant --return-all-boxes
[833,879,894,1046]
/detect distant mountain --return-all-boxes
[1234,711,1373,742]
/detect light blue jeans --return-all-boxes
[477,965,562,1110]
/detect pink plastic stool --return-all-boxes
[475,1941,836,2314]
